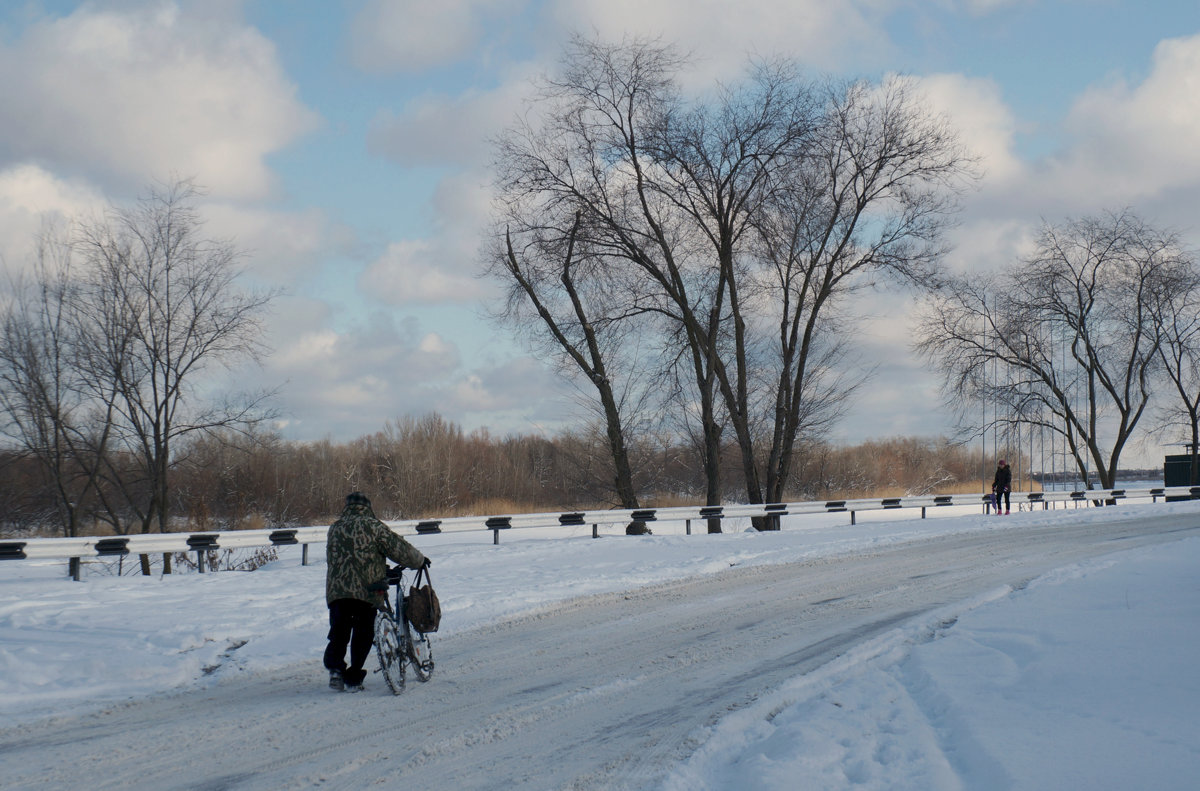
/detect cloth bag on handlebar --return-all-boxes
[405,566,441,633]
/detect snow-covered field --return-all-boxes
[2,498,1199,789]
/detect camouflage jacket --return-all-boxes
[325,504,427,607]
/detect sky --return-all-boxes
[2,0,1200,464]
[3,498,1198,788]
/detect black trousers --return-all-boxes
[323,598,377,685]
[995,489,1010,511]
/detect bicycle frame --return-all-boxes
[384,565,405,622]
[374,565,433,694]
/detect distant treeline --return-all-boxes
[2,413,1030,537]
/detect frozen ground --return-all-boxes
[2,499,1199,789]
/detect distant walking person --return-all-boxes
[324,491,428,692]
[992,459,1012,515]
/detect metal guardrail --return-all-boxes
[3,486,1196,580]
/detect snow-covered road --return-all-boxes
[4,512,1197,791]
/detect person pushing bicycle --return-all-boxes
[323,491,428,692]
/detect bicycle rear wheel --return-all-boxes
[404,618,434,682]
[374,611,406,694]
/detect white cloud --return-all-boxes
[942,217,1038,276]
[348,0,524,73]
[273,326,339,370]
[366,75,536,168]
[246,298,570,439]
[359,237,492,306]
[0,164,349,297]
[451,374,502,412]
[358,162,500,308]
[551,0,892,82]
[1047,32,1200,206]
[0,163,103,217]
[260,306,459,430]
[201,203,357,286]
[363,76,536,309]
[0,2,319,200]
[900,73,1023,186]
[961,0,1035,13]
[418,333,456,356]
[451,356,574,417]
[0,164,105,272]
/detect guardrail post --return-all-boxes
[850,511,856,525]
[698,506,724,534]
[69,557,81,581]
[94,538,130,577]
[302,544,309,565]
[921,506,927,519]
[486,516,512,544]
[593,523,598,539]
[685,519,691,535]
[186,535,219,573]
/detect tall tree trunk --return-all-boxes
[597,380,639,509]
[700,392,723,533]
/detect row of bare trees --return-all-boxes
[487,36,976,528]
[0,180,275,543]
[1,412,1004,537]
[916,209,1200,490]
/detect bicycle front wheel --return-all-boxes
[404,618,434,682]
[374,611,406,694]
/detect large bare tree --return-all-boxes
[736,77,971,512]
[72,180,277,540]
[644,56,826,523]
[917,210,1188,490]
[490,37,972,526]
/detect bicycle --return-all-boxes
[372,564,434,694]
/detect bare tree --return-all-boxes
[0,228,115,536]
[490,37,972,528]
[917,210,1185,490]
[491,37,816,526]
[1150,244,1200,483]
[643,57,826,526]
[490,211,646,508]
[69,180,278,548]
[737,77,971,514]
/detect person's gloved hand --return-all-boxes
[422,556,432,569]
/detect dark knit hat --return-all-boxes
[346,491,371,508]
